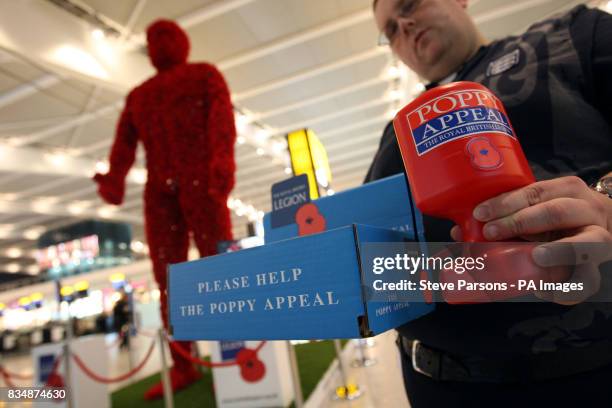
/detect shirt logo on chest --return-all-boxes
[486,49,520,77]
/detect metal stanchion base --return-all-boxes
[351,357,377,368]
[331,384,362,401]
[364,338,376,348]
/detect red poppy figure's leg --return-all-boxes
[143,187,193,370]
[181,189,233,258]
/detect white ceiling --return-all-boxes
[0,0,604,283]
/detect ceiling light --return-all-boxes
[26,265,40,275]
[413,83,426,94]
[235,113,249,133]
[388,89,404,101]
[237,136,246,145]
[32,197,59,213]
[385,107,398,120]
[0,193,17,201]
[272,140,287,153]
[327,189,335,196]
[255,128,269,142]
[6,248,22,258]
[91,29,105,40]
[68,204,85,215]
[97,206,116,218]
[284,167,293,175]
[6,263,20,273]
[386,65,400,78]
[51,45,109,79]
[256,148,265,156]
[95,161,109,173]
[0,225,13,239]
[131,241,145,253]
[46,152,67,167]
[23,227,45,240]
[130,168,147,184]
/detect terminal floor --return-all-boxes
[1,331,174,393]
[1,330,410,407]
[305,331,410,408]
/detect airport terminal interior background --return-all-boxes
[0,0,610,407]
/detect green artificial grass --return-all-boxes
[294,339,347,401]
[111,368,215,408]
[111,340,348,408]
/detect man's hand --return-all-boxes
[450,176,612,304]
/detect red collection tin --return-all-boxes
[393,82,571,301]
[393,81,534,242]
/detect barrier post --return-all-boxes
[287,341,304,408]
[125,326,136,384]
[351,339,377,368]
[331,340,361,401]
[64,319,74,408]
[193,341,207,376]
[158,329,174,408]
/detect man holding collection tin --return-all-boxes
[366,0,612,406]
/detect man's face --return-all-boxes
[374,0,478,82]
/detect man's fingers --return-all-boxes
[473,176,591,222]
[450,225,462,241]
[534,263,601,305]
[532,226,612,267]
[482,198,603,241]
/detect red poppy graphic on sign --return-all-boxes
[295,203,327,236]
[235,348,266,383]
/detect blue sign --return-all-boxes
[270,175,310,228]
[220,341,245,360]
[168,225,433,340]
[264,174,425,244]
[38,354,56,383]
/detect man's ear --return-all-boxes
[456,0,469,9]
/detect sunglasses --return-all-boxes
[377,0,424,46]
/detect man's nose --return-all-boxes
[397,15,417,37]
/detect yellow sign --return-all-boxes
[18,296,31,306]
[74,281,89,292]
[110,273,125,283]
[60,286,74,297]
[287,129,332,199]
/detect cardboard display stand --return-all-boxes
[210,340,294,408]
[168,174,434,341]
[32,334,109,408]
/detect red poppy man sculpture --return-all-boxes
[94,19,236,399]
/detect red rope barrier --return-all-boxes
[71,339,156,384]
[0,366,16,388]
[254,341,267,353]
[168,341,235,367]
[137,329,158,338]
[167,338,267,368]
[0,365,33,380]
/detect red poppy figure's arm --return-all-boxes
[93,94,138,205]
[206,67,237,199]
